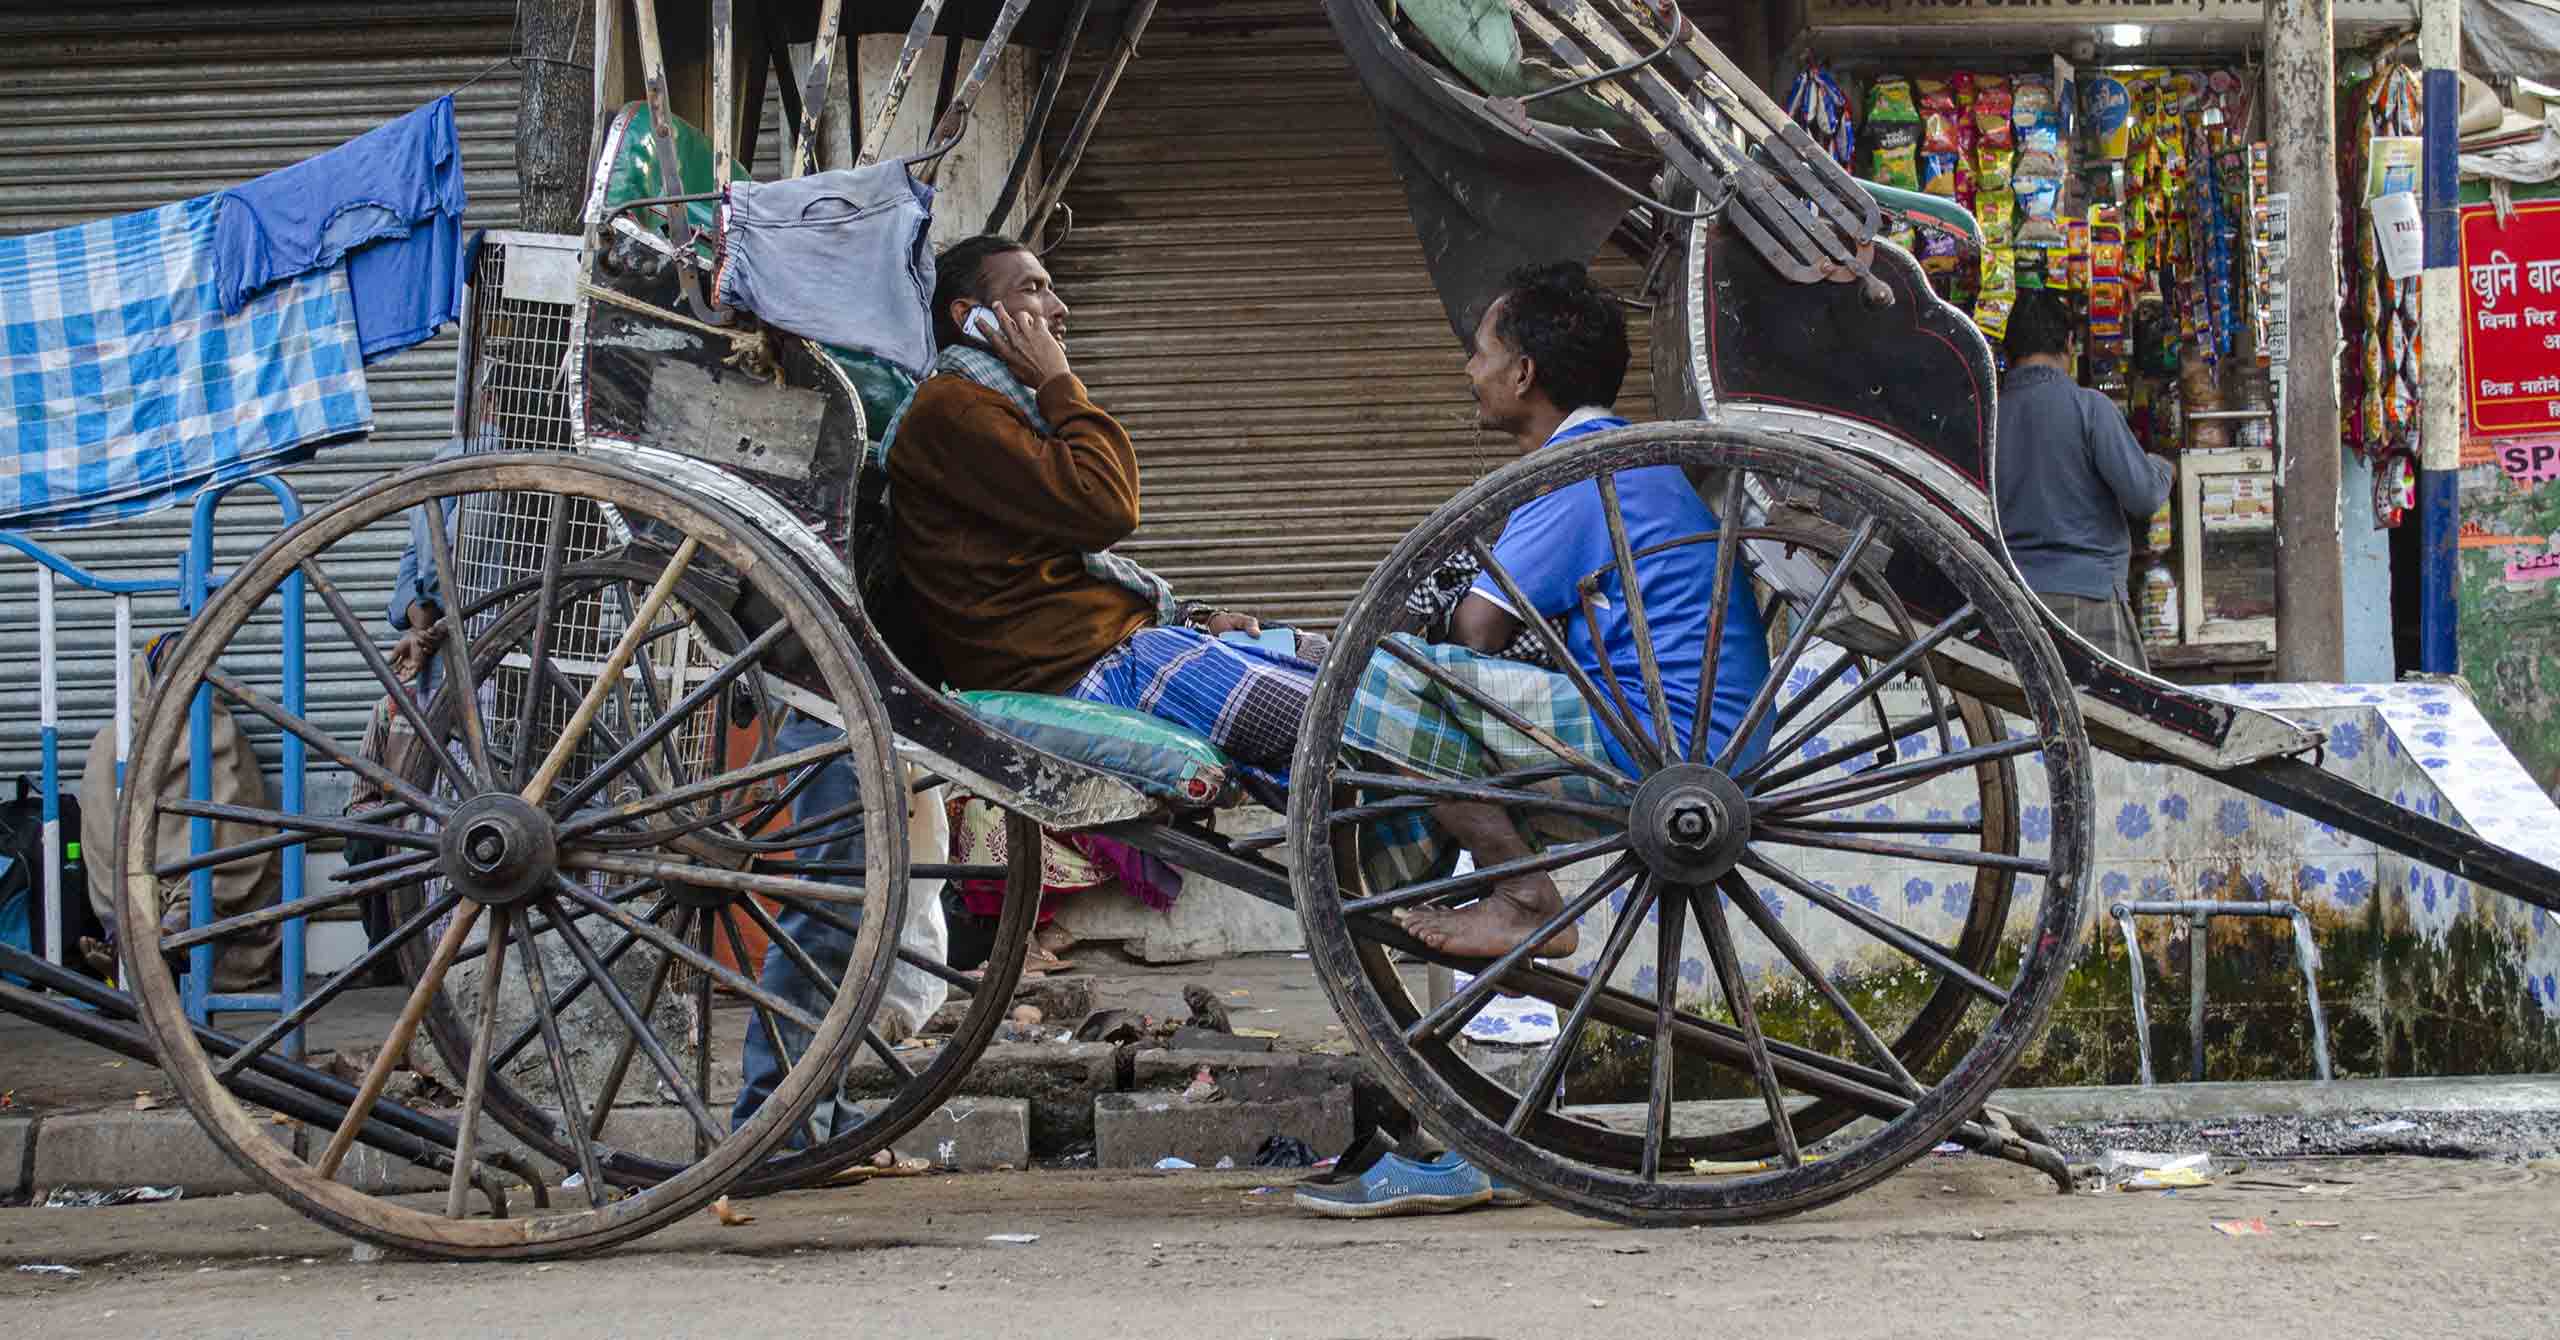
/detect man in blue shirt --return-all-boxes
[1301,262,1773,1220]
[1368,262,1772,962]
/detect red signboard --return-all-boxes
[2461,201,2560,438]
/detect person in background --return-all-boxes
[338,445,461,982]
[1992,289,2173,672]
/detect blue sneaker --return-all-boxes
[1293,1151,1494,1218]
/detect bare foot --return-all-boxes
[1398,873,1581,959]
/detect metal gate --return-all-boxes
[0,0,525,787]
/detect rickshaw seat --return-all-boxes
[955,691,1239,810]
[592,101,920,435]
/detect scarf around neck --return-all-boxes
[882,343,1184,626]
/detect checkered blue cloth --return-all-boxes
[2,195,372,530]
[1066,625,1320,794]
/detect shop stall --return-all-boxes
[1775,0,2416,680]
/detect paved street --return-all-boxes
[6,1154,2556,1338]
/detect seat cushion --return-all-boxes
[954,691,1235,808]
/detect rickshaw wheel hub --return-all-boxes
[1626,763,1750,884]
[439,793,559,907]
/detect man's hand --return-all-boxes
[988,302,1072,390]
[388,624,446,680]
[1203,610,1262,638]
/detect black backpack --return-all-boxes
[0,775,110,977]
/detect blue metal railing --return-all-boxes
[1,474,310,1043]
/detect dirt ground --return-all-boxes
[5,1154,2556,1339]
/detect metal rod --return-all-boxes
[792,0,847,176]
[2188,909,2209,1084]
[910,0,1034,184]
[2289,908,2334,1082]
[523,535,700,803]
[984,0,1092,234]
[857,0,946,167]
[1014,0,1158,242]
[2118,911,2154,1086]
[35,567,59,967]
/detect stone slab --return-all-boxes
[1128,1048,1363,1096]
[2,1116,32,1200]
[1094,1084,1351,1170]
[845,1096,1030,1170]
[30,1109,296,1197]
[848,1042,1117,1155]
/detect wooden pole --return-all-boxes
[2265,0,2348,681]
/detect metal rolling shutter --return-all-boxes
[0,1,521,785]
[1044,0,1718,629]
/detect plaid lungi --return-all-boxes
[1,195,372,531]
[1066,625,1321,792]
[1342,635,1629,893]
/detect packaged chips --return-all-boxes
[1867,75,1922,190]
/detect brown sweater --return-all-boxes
[888,371,1155,693]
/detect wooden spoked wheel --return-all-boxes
[388,555,1036,1198]
[1290,422,2092,1227]
[119,452,907,1259]
[1347,526,2022,1170]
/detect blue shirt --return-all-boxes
[212,97,467,363]
[1471,410,1774,775]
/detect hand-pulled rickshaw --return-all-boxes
[75,0,2560,1260]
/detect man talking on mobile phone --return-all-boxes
[881,234,1311,785]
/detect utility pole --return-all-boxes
[2417,0,2464,672]
[515,0,597,234]
[2266,0,2348,681]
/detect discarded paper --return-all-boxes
[43,1185,183,1209]
[986,1233,1041,1245]
[2212,1218,2273,1237]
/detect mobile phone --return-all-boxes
[963,305,1003,345]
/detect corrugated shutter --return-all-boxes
[1044,0,1712,629]
[0,1,521,785]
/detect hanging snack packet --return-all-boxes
[2014,163,2064,220]
[1920,76,1962,159]
[1975,292,2015,341]
[1869,74,1919,123]
[2012,77,2053,127]
[1871,122,1921,189]
[2089,74,2133,160]
[1919,226,1965,282]
[1921,150,1963,197]
[1868,76,1923,192]
[2015,235,2060,288]
[1980,243,2017,299]
[1973,187,2015,240]
[1783,62,1857,168]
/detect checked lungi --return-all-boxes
[1066,625,1631,898]
[1342,634,1629,894]
[1065,625,1326,794]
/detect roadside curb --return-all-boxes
[19,1066,2560,1199]
[1568,1073,2560,1138]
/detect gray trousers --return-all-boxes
[2038,591,2151,673]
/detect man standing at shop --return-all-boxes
[1993,289,2173,670]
